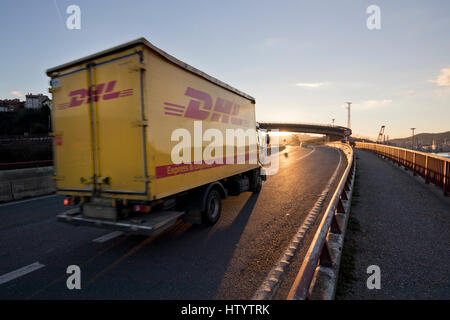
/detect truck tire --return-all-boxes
[202,189,222,225]
[250,169,263,193]
[252,175,262,193]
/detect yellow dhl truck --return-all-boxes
[47,38,266,236]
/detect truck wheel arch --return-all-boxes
[201,181,227,211]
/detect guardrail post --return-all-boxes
[444,161,449,196]
[413,152,417,176]
[330,214,342,234]
[404,150,408,170]
[344,181,350,192]
[425,155,429,184]
[336,199,345,214]
[319,241,333,268]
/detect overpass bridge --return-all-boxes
[258,122,351,139]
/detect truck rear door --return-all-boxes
[93,53,148,195]
[52,52,148,196]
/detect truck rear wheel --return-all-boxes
[250,169,263,193]
[202,189,222,225]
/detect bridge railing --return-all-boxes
[355,142,449,196]
[258,121,346,128]
[257,122,351,137]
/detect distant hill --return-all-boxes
[388,131,450,147]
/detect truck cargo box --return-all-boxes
[47,38,259,203]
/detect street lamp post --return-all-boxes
[345,102,351,129]
[410,128,416,150]
[345,102,351,142]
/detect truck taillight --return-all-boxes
[64,197,80,205]
[133,205,150,213]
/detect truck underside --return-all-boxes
[57,168,264,236]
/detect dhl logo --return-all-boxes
[163,87,249,126]
[57,80,133,110]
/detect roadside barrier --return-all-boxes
[0,160,53,170]
[0,167,55,202]
[355,142,449,196]
[287,143,355,299]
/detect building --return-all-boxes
[25,93,50,109]
[0,98,24,112]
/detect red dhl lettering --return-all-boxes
[57,81,134,110]
[163,87,249,126]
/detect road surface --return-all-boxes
[0,145,343,299]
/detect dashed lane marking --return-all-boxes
[296,147,316,161]
[92,231,124,243]
[0,262,45,285]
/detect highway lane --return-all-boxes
[0,145,343,299]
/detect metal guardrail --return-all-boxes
[0,134,52,143]
[0,160,54,170]
[287,143,355,300]
[355,142,449,197]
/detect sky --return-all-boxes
[0,0,449,139]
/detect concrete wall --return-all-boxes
[0,167,55,202]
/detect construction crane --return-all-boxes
[376,125,385,144]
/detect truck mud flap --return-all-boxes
[57,207,185,237]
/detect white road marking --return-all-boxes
[92,231,124,243]
[295,147,316,161]
[0,194,59,207]
[0,262,45,285]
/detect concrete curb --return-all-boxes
[0,167,55,202]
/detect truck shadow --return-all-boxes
[113,192,261,299]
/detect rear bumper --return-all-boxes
[56,207,185,237]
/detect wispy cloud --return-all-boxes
[295,82,328,88]
[429,67,450,86]
[9,91,24,98]
[355,99,393,110]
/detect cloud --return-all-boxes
[429,67,450,86]
[295,82,328,88]
[355,99,392,110]
[9,91,24,97]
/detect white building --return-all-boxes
[25,93,50,109]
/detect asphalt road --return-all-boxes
[0,145,343,299]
